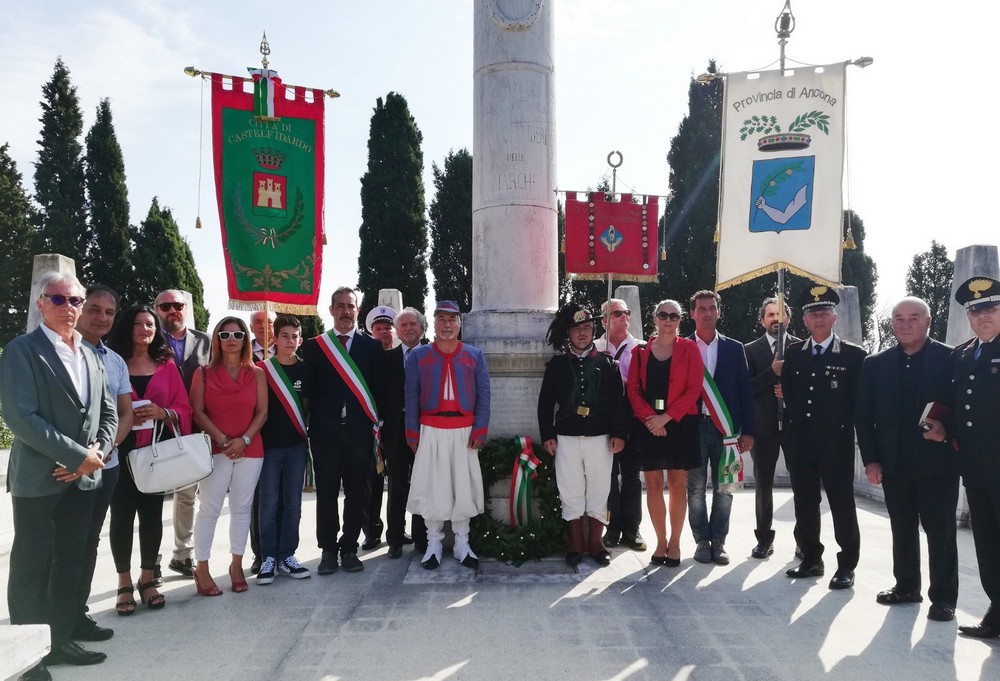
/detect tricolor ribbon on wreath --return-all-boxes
[509,436,541,528]
[316,331,384,473]
[701,369,744,493]
[261,357,307,439]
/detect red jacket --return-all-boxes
[627,336,704,423]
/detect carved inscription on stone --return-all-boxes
[487,377,542,438]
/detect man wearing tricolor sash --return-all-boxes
[302,287,385,575]
[686,291,755,566]
[255,315,312,584]
[538,304,627,567]
[405,301,491,570]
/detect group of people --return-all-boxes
[3,271,999,680]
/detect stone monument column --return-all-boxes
[464,0,557,438]
[27,254,77,332]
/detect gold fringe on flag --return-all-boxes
[228,300,318,315]
[716,262,841,292]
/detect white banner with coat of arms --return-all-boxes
[716,63,846,289]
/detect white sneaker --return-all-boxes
[278,556,311,579]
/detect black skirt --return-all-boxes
[632,413,700,471]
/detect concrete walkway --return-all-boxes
[1,488,996,681]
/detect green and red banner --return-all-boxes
[211,70,324,313]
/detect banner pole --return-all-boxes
[606,151,623,319]
[263,299,270,360]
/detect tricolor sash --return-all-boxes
[262,358,307,440]
[509,436,541,528]
[701,369,744,493]
[316,331,384,471]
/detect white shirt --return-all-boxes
[809,335,834,355]
[595,332,640,383]
[696,331,719,376]
[336,327,357,353]
[40,323,89,405]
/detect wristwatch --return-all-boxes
[241,435,252,447]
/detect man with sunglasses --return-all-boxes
[154,289,211,579]
[1,272,118,678]
[594,298,646,551]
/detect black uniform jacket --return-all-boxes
[537,349,628,442]
[953,336,1000,487]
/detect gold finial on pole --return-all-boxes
[774,0,796,73]
[260,31,271,69]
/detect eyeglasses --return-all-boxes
[655,311,682,321]
[158,302,185,312]
[41,293,85,308]
[610,310,631,318]
[218,331,246,340]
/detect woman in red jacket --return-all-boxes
[627,300,704,567]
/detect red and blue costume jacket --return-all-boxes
[405,341,491,448]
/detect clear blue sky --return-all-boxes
[4,0,998,327]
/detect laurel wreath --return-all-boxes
[232,186,306,248]
[787,110,830,134]
[470,438,565,563]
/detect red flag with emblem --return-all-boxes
[565,192,659,282]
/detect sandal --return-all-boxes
[115,585,136,616]
[229,565,248,593]
[138,580,166,609]
[193,571,223,597]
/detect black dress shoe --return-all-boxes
[786,561,824,578]
[317,551,339,575]
[250,555,262,575]
[44,641,107,666]
[829,570,855,590]
[591,548,611,567]
[751,543,774,559]
[927,604,956,622]
[20,662,51,681]
[876,587,923,605]
[565,551,582,566]
[649,554,680,567]
[621,532,648,552]
[461,555,479,569]
[167,557,195,578]
[341,552,364,572]
[387,545,403,559]
[402,533,414,545]
[421,554,440,570]
[959,622,1000,638]
[72,614,114,642]
[361,536,382,551]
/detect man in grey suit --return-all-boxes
[154,289,210,578]
[0,272,118,679]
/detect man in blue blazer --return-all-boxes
[856,297,959,622]
[0,272,118,678]
[302,286,385,576]
[687,291,755,565]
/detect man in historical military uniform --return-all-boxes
[781,285,866,589]
[856,297,959,622]
[538,303,627,566]
[950,276,1000,638]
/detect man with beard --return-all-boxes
[154,289,210,579]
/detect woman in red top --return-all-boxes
[627,300,704,567]
[190,317,268,596]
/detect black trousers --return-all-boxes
[385,432,426,549]
[80,464,119,613]
[882,473,959,606]
[109,458,164,573]
[750,431,791,545]
[606,437,642,536]
[789,451,860,571]
[966,485,1000,626]
[311,425,373,555]
[9,485,96,647]
[364,468,385,542]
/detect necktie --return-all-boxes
[974,343,983,361]
[771,339,778,355]
[814,344,824,356]
[337,334,349,348]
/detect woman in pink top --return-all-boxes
[190,317,267,596]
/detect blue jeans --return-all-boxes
[686,418,733,543]
[258,444,308,559]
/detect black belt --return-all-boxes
[431,411,463,417]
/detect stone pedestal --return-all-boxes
[834,285,863,346]
[615,284,645,339]
[27,254,77,333]
[378,288,404,312]
[465,1,557,439]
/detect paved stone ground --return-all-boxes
[1,488,997,680]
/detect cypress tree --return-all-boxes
[0,144,37,346]
[131,198,209,329]
[429,148,472,310]
[34,58,89,263]
[85,99,134,296]
[357,92,428,318]
[905,240,953,341]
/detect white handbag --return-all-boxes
[127,414,213,495]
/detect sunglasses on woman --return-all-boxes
[41,293,85,308]
[655,311,682,321]
[218,331,246,340]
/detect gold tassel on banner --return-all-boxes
[560,232,566,254]
[713,226,720,244]
[195,216,202,230]
[843,231,856,250]
[660,246,667,261]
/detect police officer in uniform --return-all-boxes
[950,276,1000,639]
[781,285,867,589]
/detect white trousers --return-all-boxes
[553,435,613,524]
[407,425,484,522]
[194,455,263,561]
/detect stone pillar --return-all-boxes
[27,254,77,332]
[464,0,557,439]
[614,284,644,339]
[180,291,197,331]
[945,244,999,525]
[377,288,404,312]
[834,285,863,346]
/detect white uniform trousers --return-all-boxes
[553,434,613,524]
[407,424,484,523]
